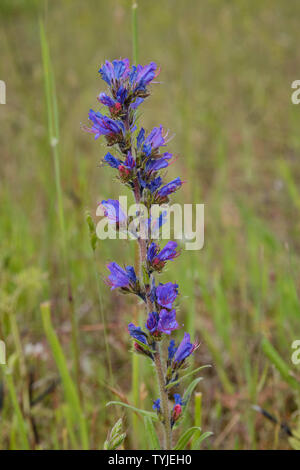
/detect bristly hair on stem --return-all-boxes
[84,57,208,450]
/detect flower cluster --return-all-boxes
[85,59,199,446]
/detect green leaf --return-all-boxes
[143,417,161,450]
[182,377,202,414]
[165,365,210,389]
[192,431,213,449]
[173,427,201,450]
[106,401,158,421]
[131,337,153,354]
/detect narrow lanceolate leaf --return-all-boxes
[144,417,161,450]
[165,365,210,389]
[173,427,202,450]
[106,401,158,421]
[192,431,213,450]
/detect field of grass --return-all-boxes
[1,0,300,450]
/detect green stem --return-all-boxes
[131,1,138,64]
[154,344,172,450]
[131,0,140,447]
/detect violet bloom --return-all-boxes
[146,312,159,334]
[145,154,172,173]
[86,110,124,140]
[99,59,130,87]
[152,398,161,412]
[118,152,136,181]
[106,262,136,290]
[101,199,127,224]
[98,92,115,108]
[174,333,197,364]
[104,152,122,169]
[155,282,179,309]
[148,241,179,270]
[168,339,177,362]
[173,394,184,406]
[157,309,178,335]
[128,323,147,344]
[130,62,158,93]
[156,177,183,200]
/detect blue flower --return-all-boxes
[152,398,161,412]
[128,323,147,344]
[106,262,136,290]
[124,151,136,169]
[174,333,197,364]
[140,125,169,156]
[147,243,159,264]
[99,59,130,86]
[97,93,116,108]
[173,394,184,406]
[125,266,137,284]
[157,309,179,335]
[130,97,144,110]
[136,128,145,149]
[146,312,159,334]
[145,154,172,172]
[104,152,122,169]
[155,282,179,309]
[101,199,127,224]
[156,177,183,200]
[130,62,158,92]
[85,110,124,140]
[147,241,179,270]
[168,339,177,361]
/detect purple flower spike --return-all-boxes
[101,199,127,224]
[174,333,197,364]
[157,309,178,335]
[155,282,179,309]
[146,311,159,334]
[106,262,136,290]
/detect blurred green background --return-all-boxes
[1,0,300,450]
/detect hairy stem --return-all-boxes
[133,180,172,449]
[154,344,172,450]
